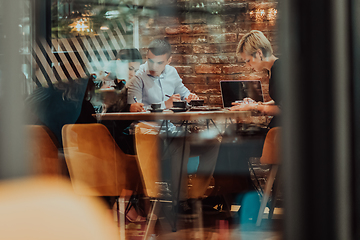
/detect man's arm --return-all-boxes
[127,76,145,112]
[127,76,144,104]
[173,75,199,102]
[171,68,191,99]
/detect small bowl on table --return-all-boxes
[172,101,187,109]
[151,103,161,110]
[190,99,204,107]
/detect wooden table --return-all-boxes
[92,109,251,121]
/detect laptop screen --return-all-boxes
[220,80,264,108]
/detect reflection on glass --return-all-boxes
[15,0,284,239]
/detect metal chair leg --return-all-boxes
[192,199,204,240]
[268,175,280,220]
[144,199,160,240]
[256,165,278,226]
[116,197,126,240]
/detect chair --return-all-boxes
[62,123,143,239]
[26,125,63,176]
[256,127,281,226]
[134,122,208,238]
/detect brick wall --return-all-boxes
[138,0,278,107]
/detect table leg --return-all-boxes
[172,120,188,232]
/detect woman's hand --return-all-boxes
[229,102,257,111]
[130,103,145,112]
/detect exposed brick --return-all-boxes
[141,36,181,48]
[207,75,238,85]
[191,24,225,34]
[208,55,237,64]
[225,22,250,33]
[137,1,279,107]
[181,35,207,44]
[174,66,193,74]
[207,14,236,24]
[140,27,165,36]
[236,11,251,22]
[194,85,221,94]
[209,33,238,43]
[171,55,184,64]
[262,32,278,43]
[181,75,207,84]
[208,95,223,106]
[140,36,156,47]
[165,36,181,44]
[248,2,278,10]
[181,12,207,24]
[172,45,193,54]
[251,22,277,32]
[195,64,222,74]
[219,44,238,53]
[237,72,268,80]
[184,55,208,64]
[184,83,195,92]
[193,44,219,54]
[223,0,248,2]
[222,64,248,74]
[192,25,208,34]
[155,16,180,26]
[165,25,192,35]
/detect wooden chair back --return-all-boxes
[62,123,141,196]
[260,127,281,165]
[26,125,61,176]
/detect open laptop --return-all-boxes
[220,80,264,108]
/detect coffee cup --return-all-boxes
[151,103,161,110]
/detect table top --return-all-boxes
[93,110,251,121]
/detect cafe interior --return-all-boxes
[1,0,360,239]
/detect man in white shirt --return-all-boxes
[127,39,198,111]
[126,39,219,214]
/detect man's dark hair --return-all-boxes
[148,39,172,57]
[116,48,143,62]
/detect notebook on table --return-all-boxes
[220,80,264,108]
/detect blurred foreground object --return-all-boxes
[0,177,119,240]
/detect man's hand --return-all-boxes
[130,103,145,112]
[165,94,181,109]
[185,93,199,103]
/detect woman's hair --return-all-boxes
[84,74,96,101]
[54,76,95,102]
[236,30,273,58]
[116,48,143,62]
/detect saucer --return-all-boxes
[170,108,187,112]
[150,109,164,113]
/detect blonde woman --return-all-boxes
[231,30,281,128]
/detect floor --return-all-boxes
[123,200,283,240]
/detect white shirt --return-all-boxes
[126,62,191,109]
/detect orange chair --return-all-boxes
[26,125,63,176]
[134,122,209,238]
[256,127,281,226]
[62,123,143,239]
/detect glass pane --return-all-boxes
[14,0,284,239]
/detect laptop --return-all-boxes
[220,80,264,108]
